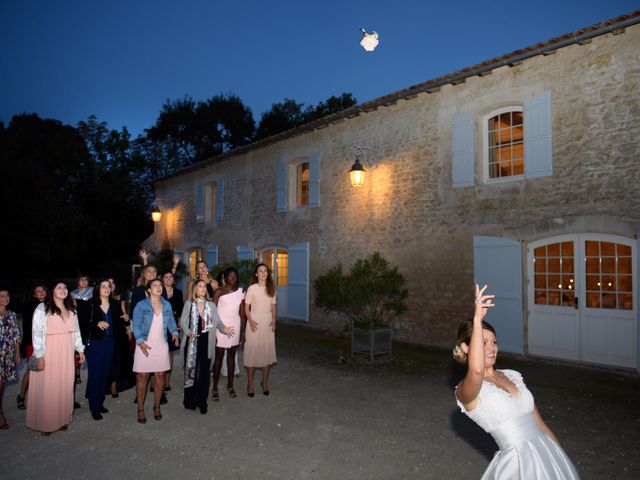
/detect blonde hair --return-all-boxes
[190,279,209,302]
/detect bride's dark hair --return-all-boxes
[452,319,496,364]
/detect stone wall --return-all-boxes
[146,26,640,348]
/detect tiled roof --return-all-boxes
[156,10,640,183]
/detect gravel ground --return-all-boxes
[1,322,639,479]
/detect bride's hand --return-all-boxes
[474,284,495,320]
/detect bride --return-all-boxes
[453,285,580,479]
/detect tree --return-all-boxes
[255,93,357,140]
[145,94,255,172]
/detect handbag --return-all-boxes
[27,356,43,372]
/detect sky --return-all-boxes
[1,0,638,137]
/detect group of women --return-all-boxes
[0,260,278,434]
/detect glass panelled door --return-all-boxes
[528,234,636,368]
[262,248,288,317]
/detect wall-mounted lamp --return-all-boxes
[360,27,379,52]
[151,205,162,223]
[349,145,376,187]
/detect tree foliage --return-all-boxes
[256,93,356,140]
[315,252,408,328]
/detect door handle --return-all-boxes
[574,297,579,310]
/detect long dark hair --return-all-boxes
[92,278,112,305]
[250,263,276,297]
[45,280,76,315]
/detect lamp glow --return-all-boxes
[151,205,162,222]
[349,158,366,187]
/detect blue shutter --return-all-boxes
[308,153,321,208]
[287,242,309,321]
[205,246,218,268]
[276,164,287,213]
[195,184,204,223]
[452,114,475,188]
[473,236,523,354]
[215,180,224,220]
[524,91,553,179]
[236,245,254,262]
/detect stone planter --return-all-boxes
[351,324,392,361]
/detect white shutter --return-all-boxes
[215,180,224,220]
[236,245,254,262]
[452,114,475,188]
[473,236,523,354]
[287,242,309,321]
[524,91,553,179]
[205,246,218,268]
[276,163,288,213]
[308,152,321,208]
[195,184,204,223]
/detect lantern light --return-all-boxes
[151,205,162,223]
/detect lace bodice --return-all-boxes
[456,369,535,433]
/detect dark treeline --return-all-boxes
[0,92,356,297]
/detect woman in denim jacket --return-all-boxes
[132,279,179,423]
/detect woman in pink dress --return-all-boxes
[132,278,179,423]
[244,263,277,397]
[211,267,245,400]
[27,281,85,435]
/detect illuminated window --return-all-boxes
[189,248,205,279]
[296,162,309,207]
[205,183,217,221]
[486,108,524,180]
[263,248,288,287]
[533,241,575,307]
[585,241,633,310]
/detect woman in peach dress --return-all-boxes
[244,263,277,397]
[27,281,85,435]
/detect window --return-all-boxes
[486,107,524,180]
[533,241,575,307]
[205,183,216,221]
[585,241,633,310]
[296,162,309,207]
[263,248,288,286]
[188,248,205,278]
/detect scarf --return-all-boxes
[184,299,215,388]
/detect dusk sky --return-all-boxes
[1,0,638,137]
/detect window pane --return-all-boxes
[548,258,560,273]
[619,293,633,310]
[534,246,546,256]
[601,257,615,274]
[488,115,498,132]
[602,294,617,309]
[585,241,599,256]
[500,161,512,177]
[617,244,631,256]
[296,162,309,207]
[586,292,601,308]
[561,275,575,290]
[547,243,560,256]
[561,242,574,256]
[535,290,547,305]
[602,276,616,291]
[548,291,561,306]
[489,162,499,179]
[618,257,632,274]
[601,242,615,256]
[586,258,599,274]
[562,259,574,273]
[534,258,546,273]
[512,158,524,176]
[618,275,632,292]
[586,275,600,290]
[512,125,524,142]
[562,291,575,307]
[548,274,561,290]
[535,274,546,288]
[277,251,288,286]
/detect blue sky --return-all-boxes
[1,0,638,137]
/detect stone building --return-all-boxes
[145,11,640,370]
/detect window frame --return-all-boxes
[204,182,217,222]
[482,105,524,184]
[287,158,310,210]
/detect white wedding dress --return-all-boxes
[456,369,580,479]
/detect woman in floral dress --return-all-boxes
[0,289,22,429]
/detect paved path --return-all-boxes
[1,323,639,479]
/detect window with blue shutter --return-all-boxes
[524,91,553,179]
[308,153,321,208]
[195,184,204,223]
[276,163,287,213]
[452,114,475,188]
[236,245,254,262]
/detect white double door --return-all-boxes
[528,234,636,368]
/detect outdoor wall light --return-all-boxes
[349,145,376,187]
[360,28,379,52]
[151,205,162,222]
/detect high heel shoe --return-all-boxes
[154,406,162,421]
[227,386,237,398]
[261,384,270,396]
[137,409,147,424]
[212,390,220,401]
[247,384,255,397]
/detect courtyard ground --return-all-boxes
[1,322,638,479]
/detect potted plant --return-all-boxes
[315,252,408,361]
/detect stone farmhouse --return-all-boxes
[145,11,640,370]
